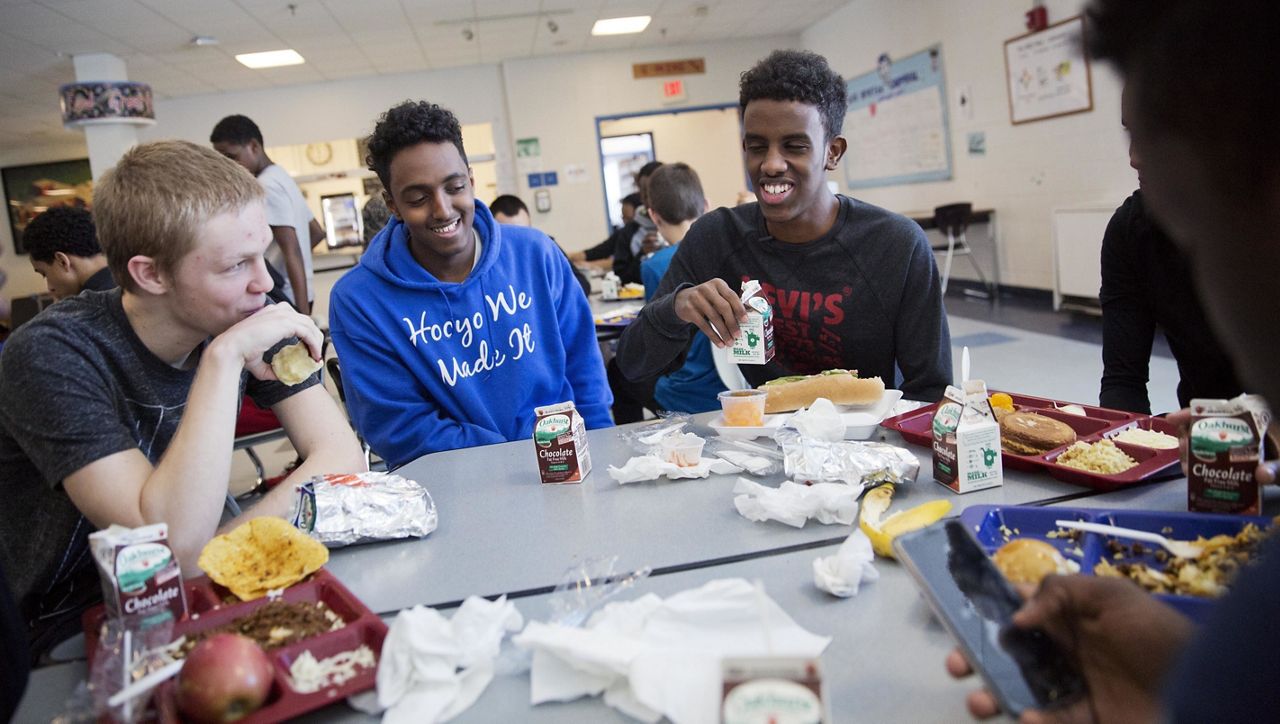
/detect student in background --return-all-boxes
[490,194,591,297]
[570,167,664,283]
[616,50,951,402]
[0,141,364,660]
[1099,87,1241,413]
[608,163,726,422]
[328,102,611,467]
[211,114,325,315]
[951,1,1280,721]
[22,207,113,300]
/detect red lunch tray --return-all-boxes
[83,568,386,723]
[880,391,1181,492]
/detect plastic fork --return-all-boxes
[1054,519,1204,559]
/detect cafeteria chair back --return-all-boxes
[711,343,750,391]
[931,202,990,297]
[326,356,382,471]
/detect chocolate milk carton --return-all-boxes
[730,280,775,365]
[933,380,1003,494]
[534,401,592,484]
[1188,395,1272,514]
[89,523,187,627]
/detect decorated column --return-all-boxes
[60,53,155,180]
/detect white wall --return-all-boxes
[803,0,1135,290]
[501,36,798,251]
[600,107,747,214]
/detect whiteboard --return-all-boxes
[843,45,952,189]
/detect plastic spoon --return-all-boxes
[1054,520,1204,559]
[961,346,970,384]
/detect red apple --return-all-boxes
[175,633,274,723]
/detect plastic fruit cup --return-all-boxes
[661,433,705,467]
[718,389,767,427]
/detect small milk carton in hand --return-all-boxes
[932,380,1003,493]
[731,280,775,365]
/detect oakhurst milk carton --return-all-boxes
[731,280,775,365]
[933,380,1003,493]
[89,523,187,627]
[534,401,592,484]
[1188,394,1272,514]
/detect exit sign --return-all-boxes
[662,79,687,103]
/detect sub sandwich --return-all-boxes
[760,369,886,414]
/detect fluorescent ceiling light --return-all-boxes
[235,49,305,69]
[592,16,651,35]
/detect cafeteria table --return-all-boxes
[19,413,1236,723]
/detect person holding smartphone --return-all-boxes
[949,1,1280,721]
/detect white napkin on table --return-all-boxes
[732,478,858,528]
[370,596,523,724]
[788,398,846,441]
[813,530,880,597]
[514,578,830,724]
[608,455,741,483]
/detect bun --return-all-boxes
[992,539,1075,584]
[760,369,885,414]
[999,411,1076,455]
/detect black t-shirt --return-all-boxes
[616,196,952,401]
[1099,191,1242,413]
[0,289,317,643]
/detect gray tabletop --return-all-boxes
[19,419,1201,723]
[323,417,1095,614]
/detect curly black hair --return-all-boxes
[22,206,100,262]
[366,101,468,190]
[739,50,847,140]
[209,114,264,146]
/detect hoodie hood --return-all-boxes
[359,199,502,290]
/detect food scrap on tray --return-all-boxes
[289,645,377,693]
[1055,439,1138,474]
[172,600,345,656]
[999,411,1077,455]
[1094,522,1272,597]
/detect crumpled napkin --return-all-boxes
[788,398,846,441]
[364,596,523,723]
[813,530,880,597]
[514,578,831,724]
[608,455,741,483]
[732,478,858,528]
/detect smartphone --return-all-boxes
[894,520,1087,716]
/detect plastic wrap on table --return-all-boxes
[548,556,653,628]
[704,437,783,476]
[777,427,919,487]
[292,472,438,547]
[84,618,175,723]
[619,414,694,455]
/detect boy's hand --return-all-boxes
[211,304,323,381]
[674,279,747,348]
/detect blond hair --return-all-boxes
[93,140,264,292]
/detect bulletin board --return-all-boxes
[843,45,952,189]
[1004,16,1093,125]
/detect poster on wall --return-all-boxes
[2,158,93,254]
[843,45,952,189]
[1004,16,1093,125]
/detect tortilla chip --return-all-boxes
[271,342,322,385]
[198,517,329,600]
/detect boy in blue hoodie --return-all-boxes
[328,101,612,467]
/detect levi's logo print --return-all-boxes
[749,278,850,373]
[402,284,539,386]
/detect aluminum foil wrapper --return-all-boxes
[776,428,919,487]
[291,472,438,547]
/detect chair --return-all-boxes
[931,203,991,297]
[711,343,750,391]
[326,356,382,471]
